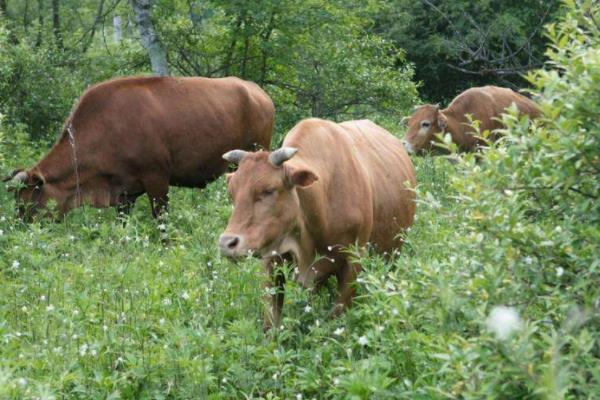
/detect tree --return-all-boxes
[376,0,563,102]
[154,0,417,136]
[131,0,169,75]
[52,0,62,48]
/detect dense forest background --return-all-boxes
[0,0,562,141]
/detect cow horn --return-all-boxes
[11,171,28,184]
[222,150,248,165]
[269,147,298,167]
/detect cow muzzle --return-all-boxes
[219,233,248,259]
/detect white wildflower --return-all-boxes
[17,378,27,387]
[486,306,522,340]
[304,305,312,313]
[72,309,79,316]
[377,325,384,332]
[90,349,97,357]
[159,318,165,325]
[358,335,368,346]
[79,343,88,356]
[556,267,564,277]
[158,223,167,231]
[46,304,55,312]
[102,325,108,332]
[40,295,46,301]
[181,291,190,300]
[392,308,399,316]
[333,378,340,385]
[296,394,302,400]
[333,327,345,336]
[162,297,172,306]
[21,306,27,313]
[0,229,3,235]
[12,260,20,269]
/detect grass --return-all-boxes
[0,148,597,399]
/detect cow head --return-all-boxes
[402,104,448,154]
[3,169,55,221]
[219,147,318,259]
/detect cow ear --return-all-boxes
[437,113,448,130]
[225,173,233,185]
[28,172,44,187]
[285,165,318,188]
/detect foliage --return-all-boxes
[375,0,564,103]
[154,0,418,138]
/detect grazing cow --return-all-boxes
[219,118,416,329]
[402,85,541,154]
[4,76,274,220]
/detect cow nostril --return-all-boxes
[227,236,239,249]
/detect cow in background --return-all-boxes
[4,76,274,220]
[402,85,541,154]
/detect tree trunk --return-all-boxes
[130,0,170,76]
[35,0,43,47]
[52,0,62,49]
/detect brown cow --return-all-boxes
[219,118,416,330]
[402,85,541,154]
[4,76,274,220]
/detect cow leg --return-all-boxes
[115,193,140,218]
[263,258,286,332]
[332,259,362,317]
[143,176,170,219]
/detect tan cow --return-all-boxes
[219,118,416,329]
[402,85,541,154]
[4,76,274,220]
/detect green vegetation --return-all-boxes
[1,0,599,398]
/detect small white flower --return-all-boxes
[158,223,167,231]
[333,327,345,336]
[222,377,227,384]
[523,256,533,265]
[46,304,55,312]
[90,349,97,357]
[556,267,564,277]
[72,309,80,316]
[72,334,78,340]
[358,335,368,346]
[296,394,302,400]
[69,235,75,241]
[159,318,165,325]
[162,297,172,306]
[333,378,340,385]
[17,377,27,387]
[377,325,384,332]
[21,306,27,313]
[0,229,4,235]
[40,295,46,301]
[79,343,88,356]
[272,373,278,380]
[304,305,312,313]
[12,260,20,269]
[486,306,522,340]
[102,325,108,332]
[392,308,399,316]
[181,291,190,300]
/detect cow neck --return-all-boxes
[441,108,478,150]
[35,137,85,191]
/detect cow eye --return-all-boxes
[421,121,431,128]
[260,188,276,198]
